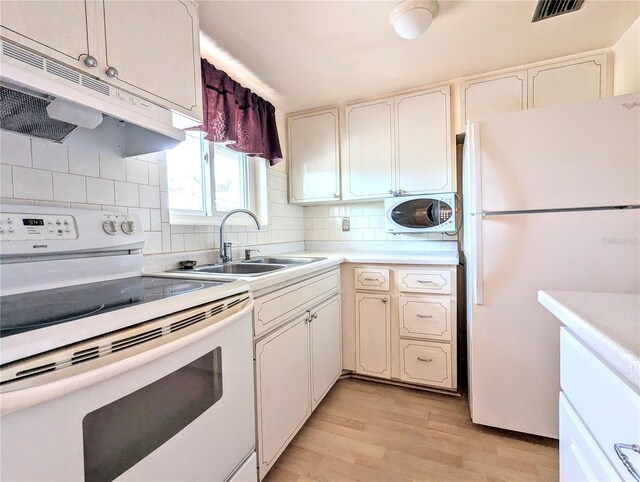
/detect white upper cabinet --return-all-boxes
[528,54,609,109]
[459,71,527,132]
[0,0,202,124]
[343,98,396,199]
[395,86,453,195]
[288,108,341,204]
[0,1,98,75]
[99,1,201,120]
[458,53,611,133]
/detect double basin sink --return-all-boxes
[170,256,326,277]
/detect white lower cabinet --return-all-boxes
[347,263,458,391]
[253,270,342,480]
[255,315,310,480]
[559,328,640,481]
[399,339,454,389]
[355,293,391,379]
[311,295,342,408]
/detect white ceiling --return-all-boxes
[198,1,639,113]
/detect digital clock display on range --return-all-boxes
[22,218,44,226]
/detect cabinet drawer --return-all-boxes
[561,328,640,480]
[354,267,390,291]
[399,296,452,341]
[399,340,453,389]
[398,269,451,294]
[254,269,341,337]
[559,393,620,482]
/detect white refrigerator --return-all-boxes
[462,93,640,438]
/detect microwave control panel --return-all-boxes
[0,213,78,241]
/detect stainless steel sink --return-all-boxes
[192,263,286,276]
[242,256,326,265]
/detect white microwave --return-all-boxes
[385,193,457,234]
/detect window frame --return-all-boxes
[166,134,267,227]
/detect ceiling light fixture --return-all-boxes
[389,0,438,40]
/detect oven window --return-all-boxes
[82,348,223,482]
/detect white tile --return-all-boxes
[35,200,70,208]
[129,207,151,231]
[86,177,115,205]
[171,224,194,234]
[148,163,159,186]
[0,131,32,167]
[101,205,128,213]
[199,233,215,250]
[158,158,169,192]
[100,154,126,180]
[161,191,170,222]
[114,181,139,207]
[137,152,159,164]
[143,231,162,254]
[150,209,162,231]
[162,223,171,252]
[126,157,149,184]
[139,184,160,208]
[53,172,86,203]
[1,165,12,198]
[68,146,100,177]
[13,167,53,200]
[171,234,185,252]
[184,233,200,251]
[32,139,68,172]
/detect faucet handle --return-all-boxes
[245,248,260,260]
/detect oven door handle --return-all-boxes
[0,300,254,415]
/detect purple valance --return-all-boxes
[196,59,283,165]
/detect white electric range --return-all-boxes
[0,204,258,482]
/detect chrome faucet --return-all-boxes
[219,209,261,263]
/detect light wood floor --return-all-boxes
[264,378,559,482]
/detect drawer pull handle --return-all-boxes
[364,278,380,281]
[417,357,432,363]
[381,298,388,304]
[417,280,436,285]
[417,314,433,319]
[615,443,640,481]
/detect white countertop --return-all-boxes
[157,249,459,293]
[538,290,640,388]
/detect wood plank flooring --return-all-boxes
[264,378,558,482]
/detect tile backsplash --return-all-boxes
[0,131,305,261]
[0,131,453,265]
[304,202,456,242]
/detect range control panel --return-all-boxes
[0,213,78,241]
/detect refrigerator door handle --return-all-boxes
[472,214,484,305]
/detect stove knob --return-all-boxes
[102,220,118,235]
[121,220,136,235]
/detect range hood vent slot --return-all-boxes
[2,41,43,69]
[532,0,584,22]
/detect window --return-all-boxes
[166,132,267,224]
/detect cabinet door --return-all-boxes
[459,71,527,132]
[343,98,395,200]
[528,54,609,110]
[355,293,391,379]
[288,109,340,203]
[99,0,202,122]
[395,86,453,195]
[0,0,98,75]
[255,316,311,480]
[310,295,342,409]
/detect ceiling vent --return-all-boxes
[532,0,584,22]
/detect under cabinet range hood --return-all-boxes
[0,39,184,157]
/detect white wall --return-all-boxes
[0,131,304,260]
[614,18,640,95]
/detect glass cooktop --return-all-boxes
[0,276,229,338]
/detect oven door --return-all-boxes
[0,297,256,482]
